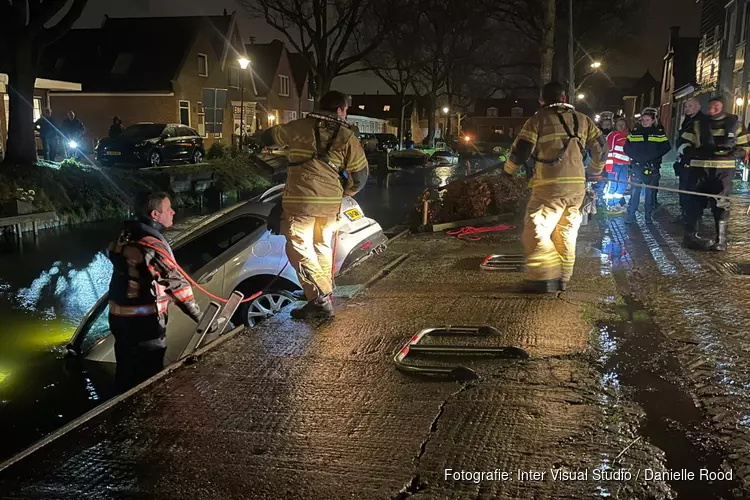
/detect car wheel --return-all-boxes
[237,290,295,327]
[148,150,162,167]
[191,148,203,164]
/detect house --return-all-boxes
[660,26,699,140]
[622,72,661,121]
[717,0,750,123]
[0,74,82,155]
[43,12,250,149]
[246,40,310,130]
[288,53,315,117]
[349,94,430,143]
[346,114,397,135]
[463,98,539,142]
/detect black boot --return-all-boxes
[683,220,713,251]
[290,296,335,319]
[710,220,728,252]
[521,279,560,294]
[558,279,569,292]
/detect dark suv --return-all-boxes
[96,123,205,168]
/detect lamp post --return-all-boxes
[442,107,450,140]
[238,57,250,148]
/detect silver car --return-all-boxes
[67,185,387,365]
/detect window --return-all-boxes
[76,299,111,355]
[358,105,365,110]
[283,110,297,123]
[198,53,209,77]
[33,97,43,122]
[228,66,240,88]
[725,1,738,57]
[383,105,391,111]
[202,88,228,137]
[179,101,191,126]
[173,216,266,275]
[163,126,178,138]
[111,53,134,74]
[511,106,523,118]
[178,126,195,137]
[279,75,290,96]
[487,107,498,117]
[197,104,206,137]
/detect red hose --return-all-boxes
[446,224,516,241]
[140,241,286,304]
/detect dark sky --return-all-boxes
[74,0,702,92]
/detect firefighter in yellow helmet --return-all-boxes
[503,82,607,293]
[261,91,369,319]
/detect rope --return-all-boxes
[139,241,288,304]
[604,178,749,202]
[446,224,516,241]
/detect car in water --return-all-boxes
[96,123,205,168]
[67,185,388,366]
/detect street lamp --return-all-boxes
[238,57,251,148]
[737,97,745,107]
[268,113,276,127]
[590,61,602,69]
[577,93,586,100]
[442,107,449,114]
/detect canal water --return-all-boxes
[0,163,468,462]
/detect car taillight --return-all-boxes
[361,242,373,250]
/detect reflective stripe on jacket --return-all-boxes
[504,103,606,196]
[605,130,629,171]
[108,220,201,341]
[681,113,750,168]
[623,125,671,166]
[265,112,369,217]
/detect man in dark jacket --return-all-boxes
[623,109,671,224]
[673,98,704,221]
[107,192,202,391]
[679,97,750,251]
[109,116,125,139]
[61,110,85,157]
[34,109,58,161]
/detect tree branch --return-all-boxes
[41,0,90,45]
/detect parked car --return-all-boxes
[96,123,205,168]
[66,185,388,367]
[426,150,459,168]
[374,133,398,151]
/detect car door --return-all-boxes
[176,126,197,160]
[160,126,181,162]
[164,214,268,362]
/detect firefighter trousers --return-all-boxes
[684,167,733,232]
[282,214,338,301]
[522,190,585,282]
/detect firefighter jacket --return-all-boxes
[623,124,670,170]
[262,111,369,217]
[108,219,201,341]
[504,103,607,197]
[680,112,750,168]
[605,130,629,171]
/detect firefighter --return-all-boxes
[623,109,671,224]
[261,91,369,318]
[680,97,750,251]
[107,192,202,392]
[673,98,704,222]
[503,82,607,293]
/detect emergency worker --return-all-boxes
[674,98,704,221]
[504,82,607,293]
[623,109,671,224]
[604,117,630,213]
[680,97,750,251]
[261,91,369,318]
[107,192,202,391]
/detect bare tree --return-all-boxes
[239,0,400,102]
[364,19,422,148]
[540,0,556,86]
[0,0,89,167]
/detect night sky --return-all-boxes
[74,0,702,92]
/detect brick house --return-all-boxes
[43,12,250,150]
[288,53,315,117]
[463,98,539,142]
[246,40,311,131]
[660,26,699,141]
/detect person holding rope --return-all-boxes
[604,117,630,213]
[503,81,607,294]
[107,192,203,392]
[623,109,671,224]
[261,91,368,319]
[673,98,704,222]
[680,97,750,251]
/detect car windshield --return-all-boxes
[121,124,166,138]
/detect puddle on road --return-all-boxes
[597,295,740,500]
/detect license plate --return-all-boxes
[106,151,121,156]
[344,208,363,221]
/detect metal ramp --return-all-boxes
[180,291,244,359]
